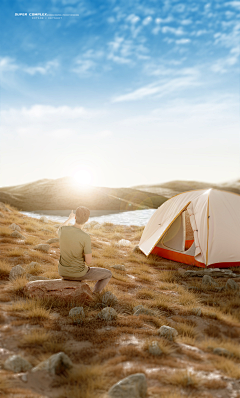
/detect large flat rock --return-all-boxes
[24,279,93,303]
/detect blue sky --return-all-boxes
[0,0,239,188]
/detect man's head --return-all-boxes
[75,206,90,225]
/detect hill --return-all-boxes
[0,177,167,211]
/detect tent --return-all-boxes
[139,189,240,268]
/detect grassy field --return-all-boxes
[0,204,239,397]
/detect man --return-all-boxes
[57,206,112,293]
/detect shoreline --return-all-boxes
[31,209,127,217]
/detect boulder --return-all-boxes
[46,238,59,244]
[148,341,162,356]
[97,307,117,321]
[11,231,25,239]
[158,325,178,341]
[9,223,21,232]
[4,355,32,373]
[201,275,219,288]
[69,307,85,324]
[33,244,50,253]
[213,347,231,357]
[107,373,147,398]
[9,265,26,280]
[102,291,118,306]
[111,264,126,271]
[40,216,48,223]
[32,352,73,375]
[225,279,239,291]
[25,262,42,272]
[24,279,93,303]
[117,239,132,247]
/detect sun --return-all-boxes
[71,169,93,187]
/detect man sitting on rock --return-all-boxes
[57,206,112,294]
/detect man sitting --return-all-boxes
[58,206,112,293]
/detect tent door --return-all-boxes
[161,212,186,251]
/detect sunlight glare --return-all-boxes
[71,169,92,188]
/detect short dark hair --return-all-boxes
[76,206,90,224]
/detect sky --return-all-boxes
[0,0,239,188]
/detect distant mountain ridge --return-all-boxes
[0,177,167,211]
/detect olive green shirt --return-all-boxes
[58,226,91,277]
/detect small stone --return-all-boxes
[11,231,25,239]
[32,352,73,375]
[107,373,147,398]
[117,239,132,247]
[191,308,202,316]
[0,212,4,217]
[133,245,141,253]
[4,355,32,373]
[9,265,26,280]
[225,279,239,291]
[213,347,231,357]
[158,325,178,341]
[21,373,28,382]
[40,216,48,223]
[46,238,59,244]
[33,244,50,253]
[202,275,219,288]
[111,264,126,271]
[148,341,162,356]
[133,305,144,313]
[69,307,85,324]
[97,307,117,321]
[25,262,41,271]
[102,292,118,306]
[134,307,156,316]
[9,223,21,232]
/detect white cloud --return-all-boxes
[72,59,96,74]
[162,26,184,35]
[24,60,59,75]
[0,57,18,72]
[226,1,240,10]
[126,14,140,24]
[211,46,240,73]
[142,16,152,26]
[176,38,191,44]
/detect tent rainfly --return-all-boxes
[139,189,240,268]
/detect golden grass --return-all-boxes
[0,373,9,393]
[7,276,28,294]
[8,298,51,319]
[25,262,44,275]
[136,288,155,300]
[59,364,107,398]
[144,338,176,355]
[0,226,12,236]
[200,338,240,360]
[212,356,240,378]
[158,270,178,283]
[164,369,202,388]
[20,329,50,346]
[24,235,40,245]
[175,323,198,339]
[6,248,26,257]
[202,378,227,389]
[0,260,12,279]
[101,245,118,258]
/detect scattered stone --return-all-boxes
[10,231,25,239]
[33,244,50,253]
[117,239,132,247]
[134,307,156,316]
[133,245,142,253]
[24,279,93,303]
[148,341,162,356]
[46,238,59,244]
[225,279,239,291]
[0,212,4,217]
[102,291,118,306]
[107,373,147,398]
[184,269,237,278]
[97,307,117,321]
[201,275,219,288]
[32,352,73,375]
[25,262,41,271]
[4,355,32,373]
[111,264,126,271]
[158,325,178,341]
[191,308,202,316]
[9,223,21,232]
[9,265,26,280]
[21,373,28,382]
[133,305,144,313]
[40,216,48,223]
[213,347,231,357]
[69,307,85,324]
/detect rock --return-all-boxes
[133,305,144,313]
[40,216,48,223]
[184,269,237,278]
[21,373,28,382]
[158,325,178,341]
[191,308,202,316]
[225,279,239,291]
[201,275,219,288]
[133,245,141,253]
[148,341,162,356]
[102,292,118,306]
[24,279,93,303]
[46,238,59,244]
[10,231,25,239]
[32,352,73,375]
[0,212,4,217]
[4,355,32,373]
[69,307,85,324]
[134,307,156,316]
[117,239,132,247]
[213,347,231,357]
[33,244,50,252]
[9,223,21,232]
[93,223,101,230]
[9,265,26,280]
[26,275,49,281]
[111,264,126,271]
[97,307,117,321]
[54,224,61,228]
[0,202,11,212]
[107,373,147,398]
[25,262,41,271]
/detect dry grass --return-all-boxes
[200,338,240,360]
[202,378,227,389]
[0,260,12,279]
[144,338,176,355]
[0,226,12,236]
[24,235,40,245]
[158,270,179,283]
[20,329,50,346]
[136,288,156,300]
[7,276,28,295]
[164,369,202,388]
[212,356,240,378]
[6,248,26,257]
[8,298,51,319]
[175,323,198,339]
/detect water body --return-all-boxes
[22,209,156,227]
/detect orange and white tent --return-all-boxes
[139,189,240,268]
